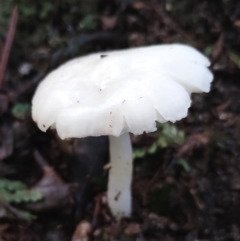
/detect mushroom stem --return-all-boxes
[108,132,133,220]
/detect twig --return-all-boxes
[142,165,163,205]
[152,1,200,48]
[33,149,49,168]
[0,7,19,89]
[92,192,106,228]
[142,158,177,205]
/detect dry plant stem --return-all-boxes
[92,193,104,228]
[108,132,133,220]
[0,7,18,89]
[142,165,163,205]
[153,2,199,47]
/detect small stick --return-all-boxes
[153,2,200,48]
[0,7,19,89]
[92,193,104,228]
[142,165,163,205]
[33,149,49,168]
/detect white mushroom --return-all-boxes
[32,44,213,220]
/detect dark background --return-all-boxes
[1,0,240,240]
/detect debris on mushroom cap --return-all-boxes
[32,44,213,139]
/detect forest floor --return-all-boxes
[1,0,240,240]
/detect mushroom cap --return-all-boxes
[32,44,213,139]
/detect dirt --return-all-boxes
[1,0,240,240]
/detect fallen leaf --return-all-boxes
[124,222,141,235]
[0,223,9,232]
[101,16,117,30]
[234,20,240,28]
[228,50,240,69]
[132,1,146,10]
[0,125,13,161]
[0,94,8,113]
[72,221,92,241]
[177,133,209,157]
[128,32,146,47]
[25,150,77,212]
[212,33,225,62]
[147,213,169,230]
[230,176,240,190]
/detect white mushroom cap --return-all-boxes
[32,44,213,139]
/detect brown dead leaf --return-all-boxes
[72,221,92,241]
[218,112,233,121]
[230,176,240,190]
[215,100,240,127]
[101,16,117,30]
[124,223,141,235]
[92,193,106,228]
[92,229,101,237]
[127,15,138,26]
[234,20,240,28]
[218,112,240,128]
[128,33,146,47]
[0,94,9,113]
[25,150,77,212]
[212,33,225,62]
[0,224,9,232]
[104,225,122,236]
[215,100,238,124]
[0,225,40,241]
[148,213,170,229]
[0,125,13,161]
[216,100,232,113]
[0,232,16,241]
[132,1,146,10]
[190,188,205,210]
[44,230,67,241]
[177,133,209,157]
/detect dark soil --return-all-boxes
[1,0,240,240]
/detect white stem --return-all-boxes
[108,132,133,220]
